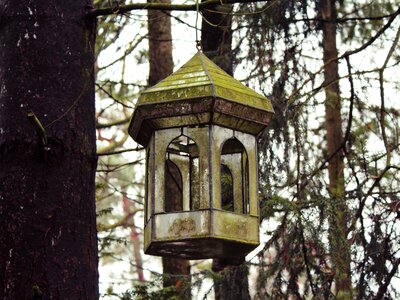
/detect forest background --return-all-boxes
[0,0,399,299]
[95,0,400,299]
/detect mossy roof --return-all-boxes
[137,52,274,113]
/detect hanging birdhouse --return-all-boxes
[129,52,274,259]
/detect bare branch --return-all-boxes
[343,6,400,57]
[378,23,400,165]
[374,257,400,300]
[293,11,400,24]
[97,147,143,156]
[96,117,131,129]
[96,83,135,109]
[288,5,400,105]
[97,159,144,173]
[88,0,271,17]
[343,54,355,154]
[97,131,129,155]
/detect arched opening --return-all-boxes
[165,134,200,212]
[164,160,183,212]
[220,137,249,214]
[220,164,234,211]
[243,153,250,214]
[145,147,150,221]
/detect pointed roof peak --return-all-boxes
[138,52,273,113]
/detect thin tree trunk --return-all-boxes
[148,0,174,86]
[201,2,233,74]
[147,1,191,297]
[201,5,251,300]
[122,193,145,282]
[321,0,353,298]
[0,1,98,299]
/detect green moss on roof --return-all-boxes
[138,52,274,112]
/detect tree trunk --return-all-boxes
[321,0,353,298]
[201,6,251,300]
[0,1,99,299]
[148,0,174,86]
[201,2,233,74]
[212,258,250,300]
[147,2,191,298]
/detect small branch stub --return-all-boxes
[27,112,48,146]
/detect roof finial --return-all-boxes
[196,40,202,52]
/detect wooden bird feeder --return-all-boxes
[128,52,274,259]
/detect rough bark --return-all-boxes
[321,0,353,298]
[147,2,191,297]
[0,1,99,299]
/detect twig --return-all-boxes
[96,83,135,109]
[88,0,270,17]
[374,257,400,300]
[96,117,131,129]
[97,147,143,156]
[343,54,354,155]
[288,6,400,105]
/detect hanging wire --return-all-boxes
[200,11,229,28]
[195,0,202,51]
